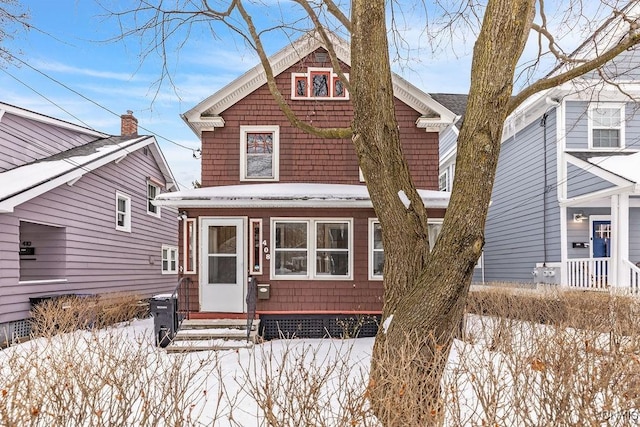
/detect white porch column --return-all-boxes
[618,193,630,288]
[560,206,568,287]
[611,194,619,287]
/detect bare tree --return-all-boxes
[0,0,29,66]
[105,0,640,423]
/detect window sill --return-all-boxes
[19,278,68,285]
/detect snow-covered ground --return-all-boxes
[1,315,636,426]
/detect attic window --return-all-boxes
[314,52,328,63]
[291,68,349,100]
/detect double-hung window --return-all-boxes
[147,182,160,216]
[162,245,178,274]
[115,192,131,232]
[589,103,625,149]
[272,219,352,280]
[240,125,279,181]
[369,219,384,280]
[368,219,443,279]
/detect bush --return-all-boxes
[29,293,149,337]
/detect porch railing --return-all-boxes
[623,260,640,294]
[172,276,193,323]
[566,258,610,291]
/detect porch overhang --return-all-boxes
[153,183,450,209]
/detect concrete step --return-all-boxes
[165,338,255,353]
[179,318,259,330]
[164,318,260,353]
[173,327,256,341]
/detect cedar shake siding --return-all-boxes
[167,39,451,323]
[201,57,440,189]
[177,207,446,314]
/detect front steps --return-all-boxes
[165,318,260,353]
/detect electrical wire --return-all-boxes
[3,50,198,153]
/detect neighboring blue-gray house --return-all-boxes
[438,6,640,291]
[0,102,179,343]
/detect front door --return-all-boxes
[591,218,611,286]
[200,218,246,313]
[592,220,611,258]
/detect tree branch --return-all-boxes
[508,29,640,115]
[292,0,351,93]
[235,0,352,139]
[321,0,351,32]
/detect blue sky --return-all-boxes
[1,1,477,189]
[3,1,606,189]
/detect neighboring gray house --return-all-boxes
[0,102,179,343]
[438,5,640,291]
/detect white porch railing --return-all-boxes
[623,260,640,294]
[566,258,610,291]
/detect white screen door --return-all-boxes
[200,218,245,312]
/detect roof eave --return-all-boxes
[153,197,449,209]
[0,136,155,212]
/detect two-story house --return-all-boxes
[154,32,456,338]
[438,5,640,291]
[0,102,179,344]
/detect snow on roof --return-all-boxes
[0,136,153,212]
[587,152,640,184]
[154,183,450,209]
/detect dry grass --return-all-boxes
[2,287,640,426]
[29,292,149,337]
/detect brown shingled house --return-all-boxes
[155,32,455,338]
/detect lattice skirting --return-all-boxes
[0,319,32,347]
[259,314,380,340]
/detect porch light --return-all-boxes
[573,213,588,223]
[178,211,188,221]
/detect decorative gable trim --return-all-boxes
[182,32,456,137]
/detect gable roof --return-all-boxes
[430,93,468,130]
[182,31,457,136]
[566,151,640,186]
[0,103,178,213]
[0,101,109,139]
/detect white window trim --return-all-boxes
[183,218,197,274]
[438,170,449,192]
[249,218,263,275]
[270,217,353,280]
[368,218,384,281]
[115,191,131,233]
[162,244,178,274]
[369,218,444,280]
[240,125,280,181]
[291,67,350,100]
[587,102,625,150]
[147,181,161,217]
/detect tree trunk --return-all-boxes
[351,0,536,424]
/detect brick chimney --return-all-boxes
[120,110,138,137]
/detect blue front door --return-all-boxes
[592,220,611,286]
[592,220,611,258]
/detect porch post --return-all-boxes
[611,194,619,288]
[560,206,569,287]
[618,193,630,289]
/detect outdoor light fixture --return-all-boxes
[178,211,188,221]
[573,213,588,223]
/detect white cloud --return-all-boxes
[31,59,138,81]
